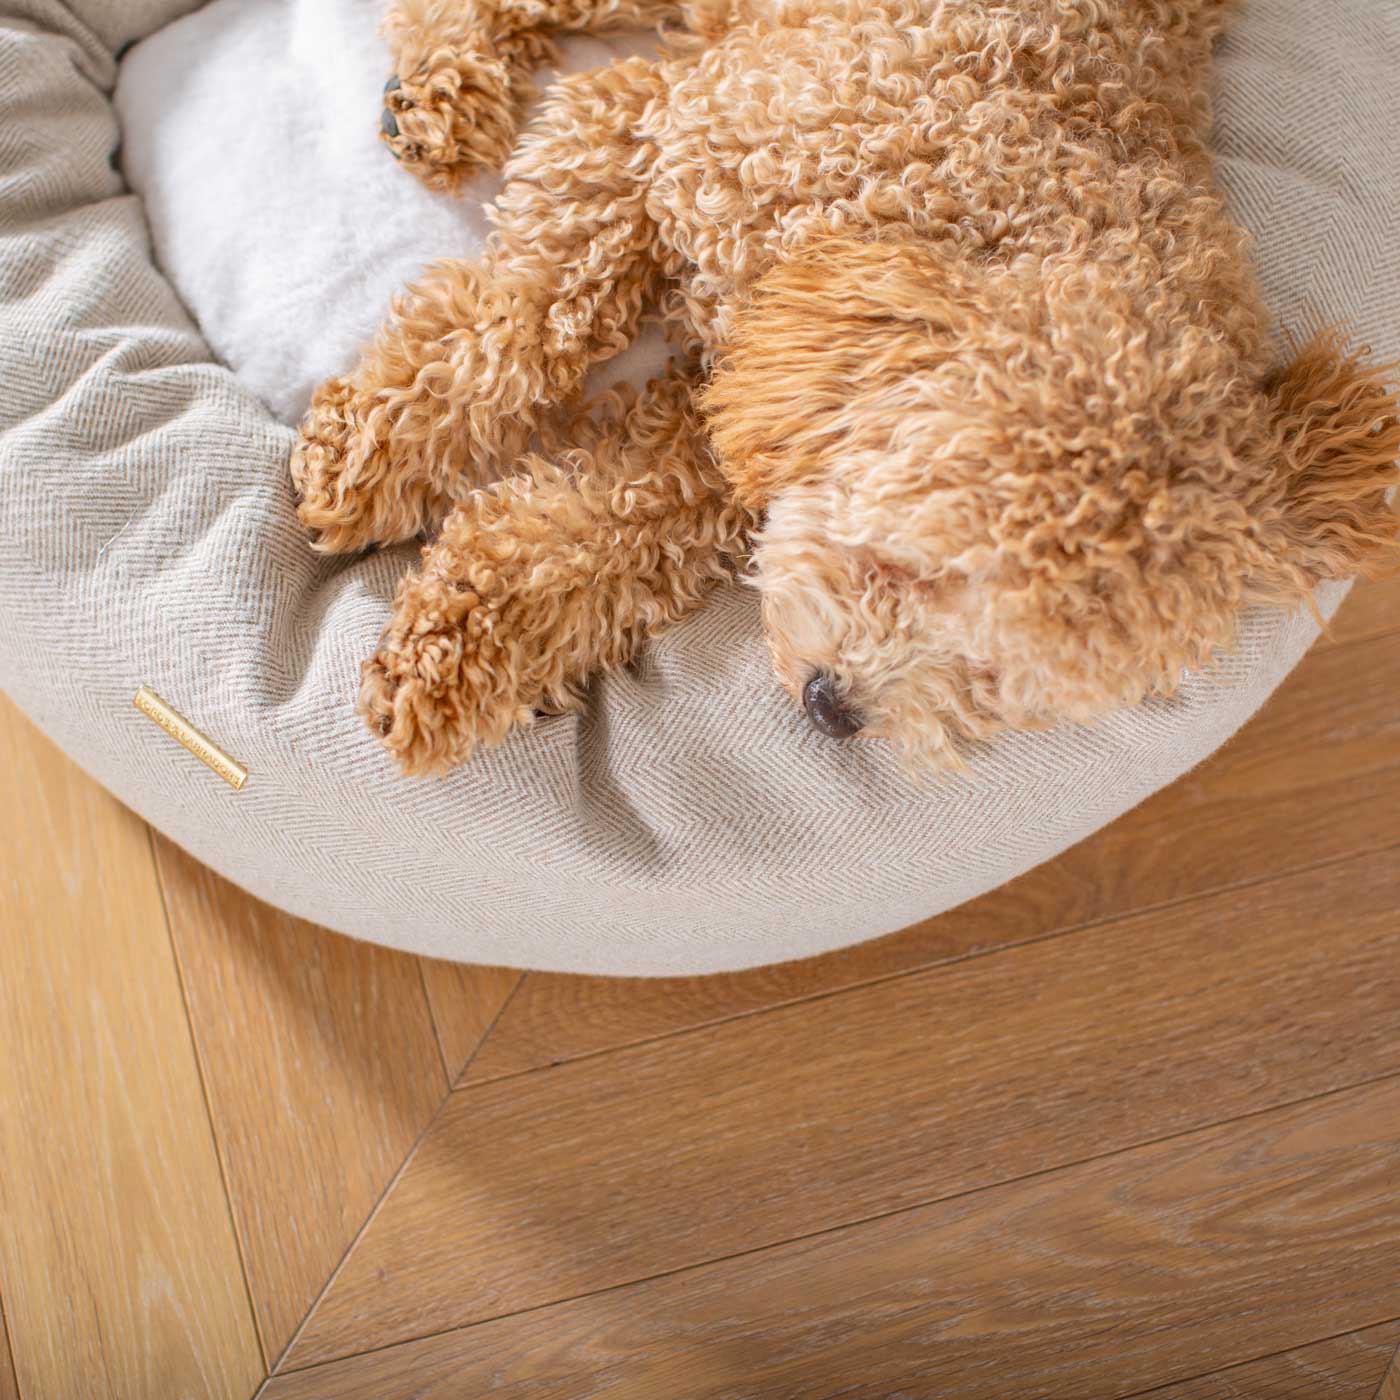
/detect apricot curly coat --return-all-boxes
[290,0,1400,774]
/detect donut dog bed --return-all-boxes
[0,0,1395,973]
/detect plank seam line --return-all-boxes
[274,1065,1400,1377]
[0,1290,20,1400]
[416,962,456,1089]
[1112,1313,1400,1400]
[460,824,1400,1090]
[147,826,270,1377]
[269,974,525,1373]
[269,1075,463,1374]
[1373,1338,1400,1400]
[455,973,527,1089]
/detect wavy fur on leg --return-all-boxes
[299,0,1399,773]
[289,259,536,552]
[380,0,696,189]
[360,369,754,772]
[291,56,663,554]
[381,0,548,190]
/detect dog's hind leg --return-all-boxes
[379,0,731,189]
[292,58,667,553]
[359,367,755,774]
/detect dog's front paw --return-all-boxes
[380,34,532,192]
[359,573,536,774]
[290,378,437,553]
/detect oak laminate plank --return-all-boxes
[266,1078,1400,1399]
[1131,1321,1400,1399]
[466,619,1400,1083]
[1322,576,1400,647]
[288,844,1400,1365]
[416,959,522,1082]
[153,837,449,1363]
[0,698,263,1400]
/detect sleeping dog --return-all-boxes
[290,0,1400,773]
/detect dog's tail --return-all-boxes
[1251,331,1400,603]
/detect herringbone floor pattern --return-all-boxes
[3,580,1400,1399]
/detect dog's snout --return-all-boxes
[802,671,863,739]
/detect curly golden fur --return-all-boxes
[290,0,1400,775]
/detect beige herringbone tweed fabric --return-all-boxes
[0,0,1395,973]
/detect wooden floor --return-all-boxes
[3,583,1400,1400]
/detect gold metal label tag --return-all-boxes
[133,686,248,791]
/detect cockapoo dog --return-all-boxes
[290,0,1399,774]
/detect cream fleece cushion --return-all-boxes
[0,0,1394,973]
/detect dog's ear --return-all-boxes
[700,238,968,509]
[1257,333,1400,591]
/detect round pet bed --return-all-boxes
[0,0,1395,974]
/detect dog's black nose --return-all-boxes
[803,672,863,739]
[381,106,400,138]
